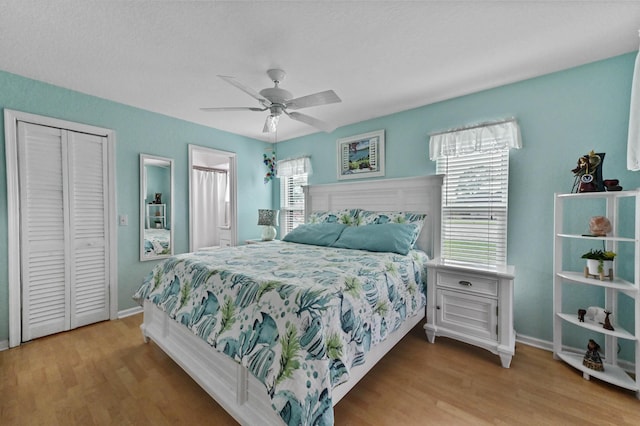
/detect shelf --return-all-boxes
[556,233,636,243]
[556,351,638,392]
[556,313,636,341]
[556,271,637,293]
[556,190,637,199]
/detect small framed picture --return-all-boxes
[336,129,385,180]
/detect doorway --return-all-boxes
[188,145,237,250]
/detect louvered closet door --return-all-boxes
[18,123,69,340]
[18,122,109,341]
[67,131,110,328]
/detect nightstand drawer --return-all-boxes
[436,271,498,297]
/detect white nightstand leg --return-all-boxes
[498,352,512,368]
[423,323,436,343]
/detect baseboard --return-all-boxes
[118,306,143,319]
[0,308,143,352]
[516,333,635,373]
[515,333,553,351]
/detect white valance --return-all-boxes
[627,32,640,171]
[429,119,522,160]
[276,156,313,177]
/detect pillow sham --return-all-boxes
[308,208,361,226]
[358,211,426,246]
[330,223,419,255]
[282,223,348,246]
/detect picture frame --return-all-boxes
[336,129,385,180]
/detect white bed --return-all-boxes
[139,175,443,425]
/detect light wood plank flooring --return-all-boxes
[1,314,639,425]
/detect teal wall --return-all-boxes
[274,53,640,347]
[2,52,639,350]
[0,70,273,341]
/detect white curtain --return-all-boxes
[276,156,312,177]
[192,169,228,250]
[429,119,522,160]
[627,34,640,171]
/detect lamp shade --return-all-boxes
[258,209,279,226]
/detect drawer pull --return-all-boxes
[458,280,473,287]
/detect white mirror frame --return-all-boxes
[140,154,174,261]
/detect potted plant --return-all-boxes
[581,249,616,280]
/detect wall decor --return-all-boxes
[263,151,276,184]
[336,129,385,180]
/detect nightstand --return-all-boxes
[424,258,516,368]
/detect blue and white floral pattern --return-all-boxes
[143,228,171,256]
[358,210,426,227]
[308,209,361,226]
[133,241,427,426]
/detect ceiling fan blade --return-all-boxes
[200,106,267,112]
[285,90,341,110]
[217,75,271,106]
[285,111,336,133]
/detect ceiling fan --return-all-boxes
[201,69,341,133]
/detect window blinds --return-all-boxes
[430,119,521,266]
[436,150,509,265]
[280,174,307,235]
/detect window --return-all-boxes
[277,157,312,235]
[429,120,521,266]
[280,174,307,235]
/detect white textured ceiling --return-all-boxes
[1,1,640,142]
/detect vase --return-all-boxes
[586,259,613,277]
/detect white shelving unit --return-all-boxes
[553,190,640,397]
[146,203,166,229]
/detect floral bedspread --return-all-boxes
[143,228,170,256]
[133,241,428,425]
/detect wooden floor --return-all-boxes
[1,314,639,425]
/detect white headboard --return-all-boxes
[303,175,443,259]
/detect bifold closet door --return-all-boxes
[18,122,110,341]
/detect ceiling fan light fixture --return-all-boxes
[264,114,280,133]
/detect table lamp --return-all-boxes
[258,209,279,241]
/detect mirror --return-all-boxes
[140,154,174,261]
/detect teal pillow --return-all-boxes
[331,223,419,255]
[358,210,426,246]
[283,223,348,246]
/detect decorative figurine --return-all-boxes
[603,310,615,331]
[571,151,605,193]
[603,179,623,191]
[578,309,586,322]
[585,306,606,325]
[583,339,604,371]
[588,216,611,236]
